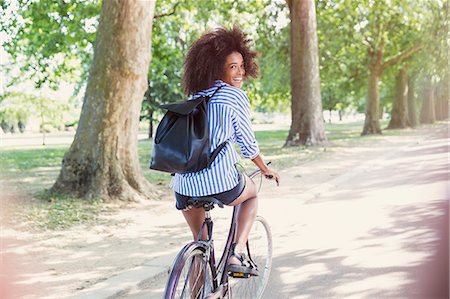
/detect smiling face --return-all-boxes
[221,51,245,89]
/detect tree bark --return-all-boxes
[51,0,157,201]
[362,63,382,135]
[387,68,409,129]
[435,79,449,120]
[407,77,418,127]
[420,78,436,124]
[285,0,327,146]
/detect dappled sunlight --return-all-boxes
[2,201,189,298]
[258,125,448,298]
[279,262,330,285]
[1,197,242,298]
[331,272,413,298]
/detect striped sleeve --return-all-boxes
[229,89,260,159]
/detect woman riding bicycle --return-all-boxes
[170,26,280,276]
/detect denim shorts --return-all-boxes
[174,172,246,210]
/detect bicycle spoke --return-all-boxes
[165,246,215,299]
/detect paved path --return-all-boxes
[100,123,448,299]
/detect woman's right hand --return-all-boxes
[262,168,280,186]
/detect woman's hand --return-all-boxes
[262,168,280,186]
[251,155,281,186]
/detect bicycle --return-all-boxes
[163,168,273,299]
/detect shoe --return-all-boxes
[227,248,259,278]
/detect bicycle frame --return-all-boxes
[193,204,240,298]
[167,168,268,298]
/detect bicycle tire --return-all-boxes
[164,243,216,299]
[228,216,273,299]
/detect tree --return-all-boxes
[359,1,423,135]
[434,78,449,121]
[407,77,418,127]
[387,68,409,129]
[419,77,436,124]
[50,0,156,201]
[285,0,327,146]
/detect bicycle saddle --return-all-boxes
[187,197,224,210]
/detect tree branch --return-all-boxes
[362,36,374,54]
[154,2,180,19]
[381,43,424,71]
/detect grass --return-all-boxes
[1,147,67,171]
[0,120,392,230]
[27,193,110,230]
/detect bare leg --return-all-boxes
[182,208,206,297]
[182,208,207,240]
[229,175,258,255]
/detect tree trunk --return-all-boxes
[285,0,327,146]
[362,65,382,135]
[144,85,154,139]
[435,79,449,120]
[51,0,156,201]
[388,68,409,129]
[420,78,436,124]
[407,77,418,127]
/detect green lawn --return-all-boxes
[1,120,391,189]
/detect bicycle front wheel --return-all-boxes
[164,244,216,299]
[228,215,273,299]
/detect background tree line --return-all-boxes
[1,0,447,201]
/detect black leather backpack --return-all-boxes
[150,87,226,174]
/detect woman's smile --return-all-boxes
[222,51,245,89]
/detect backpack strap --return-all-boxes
[207,141,228,167]
[207,85,222,101]
[206,85,226,167]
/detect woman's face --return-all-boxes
[221,51,245,89]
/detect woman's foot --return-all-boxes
[227,249,259,277]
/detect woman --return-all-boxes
[170,26,280,276]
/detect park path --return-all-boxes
[123,122,449,299]
[1,122,448,299]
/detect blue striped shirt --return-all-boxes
[169,80,260,196]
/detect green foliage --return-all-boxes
[2,0,444,127]
[316,0,436,114]
[408,0,448,82]
[0,92,75,133]
[1,0,100,89]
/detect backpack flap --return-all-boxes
[160,96,206,115]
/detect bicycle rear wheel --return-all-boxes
[164,244,216,299]
[228,216,273,299]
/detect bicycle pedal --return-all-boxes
[228,272,251,278]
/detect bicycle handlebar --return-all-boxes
[248,161,272,179]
